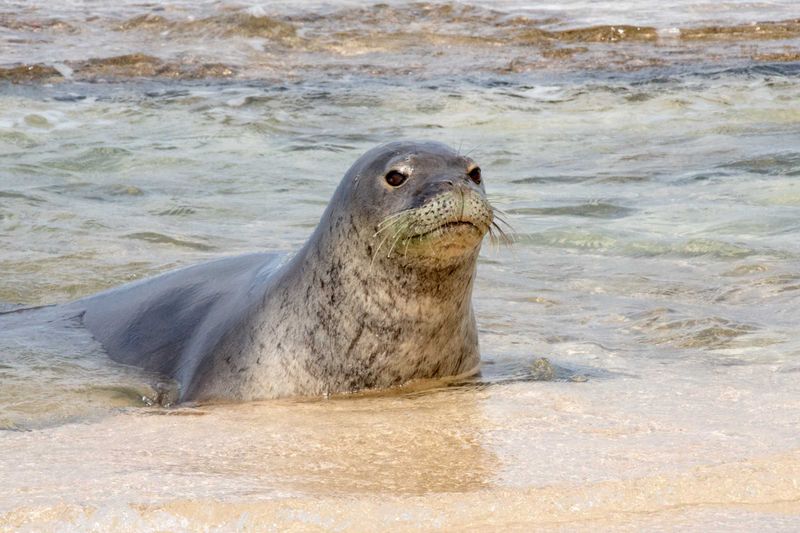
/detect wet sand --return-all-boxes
[3,360,800,530]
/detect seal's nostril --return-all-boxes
[468,167,481,185]
[444,180,454,186]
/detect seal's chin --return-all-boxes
[413,220,484,242]
[403,219,488,261]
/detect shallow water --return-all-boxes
[2,0,800,530]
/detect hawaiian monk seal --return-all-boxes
[44,141,497,402]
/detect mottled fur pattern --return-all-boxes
[79,141,493,402]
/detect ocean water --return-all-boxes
[1,0,800,530]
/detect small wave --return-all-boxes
[287,142,355,153]
[117,13,297,41]
[0,14,76,33]
[715,271,800,304]
[0,190,46,203]
[0,64,62,83]
[0,56,238,83]
[41,147,134,173]
[518,230,760,259]
[706,62,800,78]
[720,151,800,176]
[40,182,144,202]
[76,54,237,81]
[508,202,636,219]
[0,131,39,149]
[512,173,650,184]
[680,20,800,42]
[285,2,509,29]
[622,238,757,259]
[124,231,214,251]
[675,239,755,258]
[723,263,770,276]
[151,205,198,217]
[554,25,658,44]
[626,308,759,350]
[512,175,594,184]
[519,230,618,250]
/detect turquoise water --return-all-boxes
[1,1,800,530]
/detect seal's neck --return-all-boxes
[300,221,478,319]
[278,225,481,392]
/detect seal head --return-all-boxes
[325,140,492,269]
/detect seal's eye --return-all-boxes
[468,167,482,184]
[385,170,408,187]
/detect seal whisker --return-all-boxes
[373,224,397,238]
[487,229,501,253]
[490,206,513,225]
[488,207,515,246]
[374,221,399,238]
[371,219,407,268]
[424,233,438,257]
[376,210,411,230]
[488,220,514,246]
[386,223,409,258]
[463,143,483,157]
